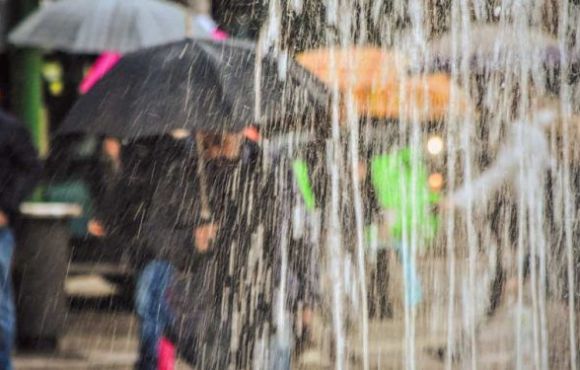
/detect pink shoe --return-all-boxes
[211,29,229,41]
[158,337,176,370]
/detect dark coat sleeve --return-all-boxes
[0,122,42,218]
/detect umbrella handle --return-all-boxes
[195,134,212,221]
[185,8,193,38]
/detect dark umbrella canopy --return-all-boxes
[0,0,7,52]
[58,38,328,138]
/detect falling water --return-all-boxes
[36,0,580,368]
[252,0,580,369]
[346,91,371,370]
[326,43,347,370]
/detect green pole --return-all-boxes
[10,0,46,156]
[10,0,45,201]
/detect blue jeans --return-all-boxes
[0,227,15,370]
[268,317,293,370]
[396,242,422,308]
[135,261,175,370]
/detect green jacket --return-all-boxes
[370,148,439,241]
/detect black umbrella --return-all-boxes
[58,38,328,138]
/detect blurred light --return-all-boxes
[427,135,444,155]
[43,62,64,96]
[428,172,444,190]
[170,129,190,139]
[42,62,62,82]
[49,81,63,96]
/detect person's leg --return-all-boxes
[397,242,422,308]
[172,309,229,370]
[487,241,504,316]
[134,261,175,370]
[267,286,294,370]
[0,227,15,370]
[368,267,378,319]
[376,249,393,319]
[265,311,293,370]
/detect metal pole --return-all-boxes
[187,0,210,15]
[9,0,46,155]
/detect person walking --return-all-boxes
[368,147,440,311]
[91,133,185,370]
[0,110,42,370]
[100,128,262,370]
[148,128,262,369]
[447,109,556,315]
[263,138,326,362]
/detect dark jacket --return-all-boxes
[107,135,262,272]
[140,137,262,368]
[98,136,181,266]
[0,111,42,220]
[144,138,261,269]
[87,142,122,228]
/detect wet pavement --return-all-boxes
[14,311,140,370]
[13,258,578,369]
[13,274,191,370]
[14,309,195,370]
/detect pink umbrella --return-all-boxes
[79,15,228,94]
[79,52,122,94]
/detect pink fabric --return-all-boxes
[79,52,122,94]
[158,337,176,370]
[79,23,225,94]
[211,28,228,41]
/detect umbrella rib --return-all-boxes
[184,62,194,125]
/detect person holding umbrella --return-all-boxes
[56,37,327,369]
[0,110,42,370]
[296,48,471,318]
[89,127,261,369]
[160,129,265,367]
[133,127,261,369]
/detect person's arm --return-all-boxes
[88,172,127,237]
[448,113,554,209]
[0,124,42,218]
[0,210,8,226]
[448,148,517,208]
[448,123,531,208]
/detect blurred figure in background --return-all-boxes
[447,108,556,315]
[367,147,439,312]
[44,135,124,266]
[264,137,326,362]
[0,110,42,370]
[86,136,122,238]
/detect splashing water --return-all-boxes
[248,0,580,369]
[50,1,580,369]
